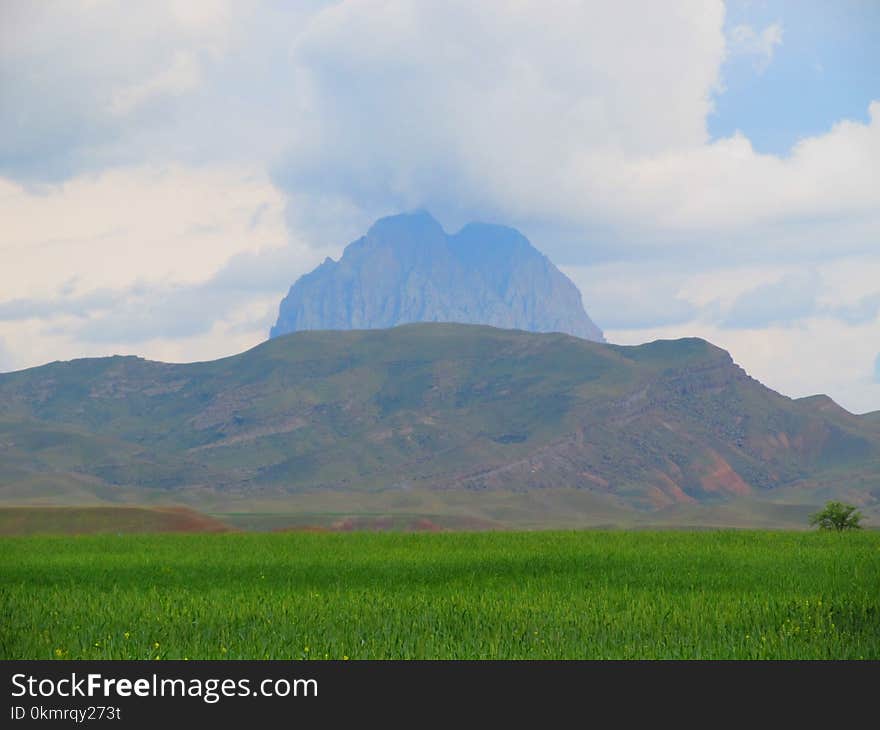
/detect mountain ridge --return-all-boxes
[1,323,878,526]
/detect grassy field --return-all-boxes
[1,530,878,660]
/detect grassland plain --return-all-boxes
[2,531,878,660]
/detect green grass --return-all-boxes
[1,530,878,659]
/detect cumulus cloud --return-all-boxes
[563,263,702,330]
[0,288,123,323]
[275,0,728,247]
[584,258,880,334]
[3,2,877,264]
[50,243,323,344]
[266,1,879,270]
[0,0,240,180]
[714,269,880,330]
[55,285,244,344]
[720,270,821,329]
[831,293,880,326]
[0,337,17,373]
[109,51,202,117]
[0,164,291,299]
[0,162,329,366]
[727,22,783,72]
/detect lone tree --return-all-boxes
[809,501,863,532]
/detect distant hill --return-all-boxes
[271,211,604,341]
[0,506,231,536]
[1,323,878,527]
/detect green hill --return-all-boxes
[1,323,878,527]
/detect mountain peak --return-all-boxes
[271,212,604,342]
[796,393,854,417]
[455,220,529,242]
[367,209,445,238]
[450,222,536,265]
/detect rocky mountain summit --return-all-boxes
[271,211,604,341]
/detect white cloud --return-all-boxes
[268,2,878,268]
[109,51,202,116]
[0,337,17,373]
[727,22,783,72]
[562,263,700,329]
[0,163,333,367]
[568,257,880,336]
[5,2,876,262]
[277,0,727,239]
[0,0,246,180]
[0,164,290,298]
[720,270,820,329]
[167,0,233,40]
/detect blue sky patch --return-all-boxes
[710,0,880,155]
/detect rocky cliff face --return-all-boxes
[270,211,604,342]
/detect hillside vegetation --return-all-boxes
[1,323,878,526]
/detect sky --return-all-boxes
[1,0,879,412]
